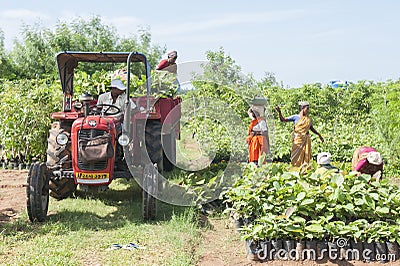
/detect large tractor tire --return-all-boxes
[46,122,76,199]
[162,131,176,172]
[142,163,158,221]
[142,120,163,221]
[27,163,49,222]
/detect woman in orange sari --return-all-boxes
[246,108,270,164]
[275,101,324,167]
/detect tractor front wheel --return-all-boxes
[47,122,76,199]
[27,163,50,222]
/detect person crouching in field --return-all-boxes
[275,101,324,167]
[246,108,270,165]
[352,146,383,180]
[315,152,340,175]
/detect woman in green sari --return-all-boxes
[275,101,324,167]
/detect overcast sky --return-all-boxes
[1,0,399,87]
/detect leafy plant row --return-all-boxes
[179,50,400,177]
[0,69,179,164]
[263,80,400,177]
[225,163,400,244]
[1,47,399,178]
[0,79,61,163]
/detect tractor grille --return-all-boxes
[78,129,108,170]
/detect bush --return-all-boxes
[0,79,61,162]
[225,163,400,243]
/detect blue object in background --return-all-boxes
[329,80,349,88]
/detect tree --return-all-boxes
[117,26,165,69]
[0,29,15,80]
[370,81,400,172]
[0,17,167,162]
[0,79,61,163]
[9,16,165,80]
[10,22,56,79]
[183,48,263,162]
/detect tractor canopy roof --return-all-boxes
[56,51,150,95]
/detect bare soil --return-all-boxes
[0,169,28,223]
[196,218,400,266]
[1,169,399,265]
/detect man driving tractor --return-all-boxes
[97,79,127,121]
[97,69,136,122]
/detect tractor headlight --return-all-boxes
[118,134,130,146]
[56,133,69,145]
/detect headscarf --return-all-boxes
[167,50,178,59]
[298,101,310,110]
[317,152,331,165]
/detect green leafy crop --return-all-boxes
[225,163,400,243]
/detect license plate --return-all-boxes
[75,172,109,179]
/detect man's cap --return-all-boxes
[317,152,331,165]
[110,79,126,91]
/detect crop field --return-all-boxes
[1,18,400,266]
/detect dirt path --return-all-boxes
[0,169,28,222]
[196,217,254,265]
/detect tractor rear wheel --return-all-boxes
[142,120,163,221]
[145,120,163,167]
[142,164,158,221]
[27,163,49,222]
[46,122,76,199]
[162,131,176,172]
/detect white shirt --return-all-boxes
[252,119,268,133]
[97,91,127,119]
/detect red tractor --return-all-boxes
[26,51,181,222]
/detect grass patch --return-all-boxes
[176,127,213,171]
[0,178,201,265]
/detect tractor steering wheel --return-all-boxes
[95,103,121,116]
